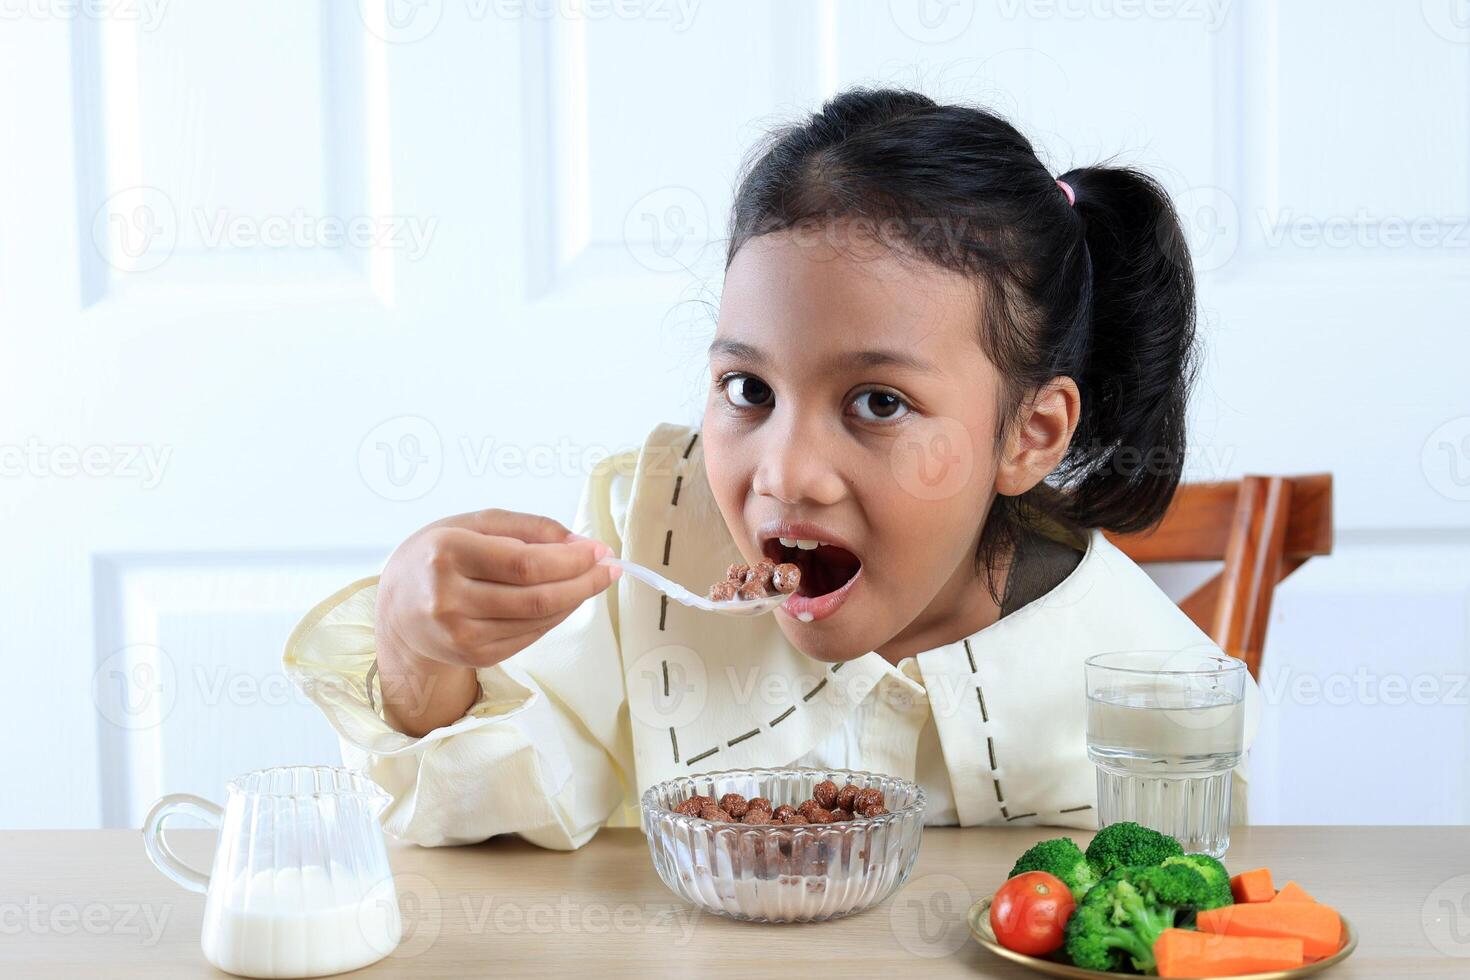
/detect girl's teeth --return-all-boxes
[794,539,820,550]
[778,537,796,547]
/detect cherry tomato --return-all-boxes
[990,871,1075,956]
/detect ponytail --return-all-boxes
[1049,165,1197,533]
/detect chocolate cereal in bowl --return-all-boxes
[641,767,926,923]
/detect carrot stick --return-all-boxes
[1272,880,1317,903]
[1155,928,1305,977]
[1197,901,1343,959]
[1229,867,1275,903]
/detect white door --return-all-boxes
[3,1,1466,828]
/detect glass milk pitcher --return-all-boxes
[143,765,402,979]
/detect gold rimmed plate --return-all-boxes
[967,895,1358,979]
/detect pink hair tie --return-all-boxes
[1056,179,1076,207]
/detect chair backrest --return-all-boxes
[1104,474,1333,678]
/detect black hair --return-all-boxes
[726,87,1198,597]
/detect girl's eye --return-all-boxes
[849,389,910,422]
[722,373,774,409]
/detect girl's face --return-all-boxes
[703,227,1046,663]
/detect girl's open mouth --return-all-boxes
[761,535,863,623]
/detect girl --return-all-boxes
[286,88,1253,848]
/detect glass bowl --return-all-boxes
[640,767,926,923]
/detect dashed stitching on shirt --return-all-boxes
[669,727,679,763]
[661,529,673,566]
[686,745,719,765]
[1060,804,1093,813]
[727,727,760,747]
[964,638,976,673]
[671,475,683,506]
[768,705,796,727]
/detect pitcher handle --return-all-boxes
[142,793,223,894]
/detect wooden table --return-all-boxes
[3,827,1466,978]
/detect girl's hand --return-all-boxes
[372,509,618,736]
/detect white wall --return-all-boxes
[0,1,1464,828]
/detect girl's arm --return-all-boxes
[284,455,636,848]
[368,508,618,737]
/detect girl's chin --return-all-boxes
[774,624,866,664]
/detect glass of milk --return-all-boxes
[1085,649,1247,858]
[143,765,402,978]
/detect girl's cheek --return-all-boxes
[884,415,982,505]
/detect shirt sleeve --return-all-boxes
[283,451,638,849]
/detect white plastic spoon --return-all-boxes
[598,555,790,617]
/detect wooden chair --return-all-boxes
[1104,475,1333,679]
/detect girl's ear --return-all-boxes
[995,377,1081,497]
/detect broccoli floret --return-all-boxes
[1063,864,1219,974]
[1161,853,1234,911]
[1008,837,1100,900]
[1084,821,1184,876]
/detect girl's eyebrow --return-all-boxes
[708,339,933,373]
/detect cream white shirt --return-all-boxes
[284,422,1255,848]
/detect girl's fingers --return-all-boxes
[446,508,572,544]
[450,530,608,585]
[439,609,571,653]
[460,560,619,620]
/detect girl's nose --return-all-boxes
[750,414,847,507]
